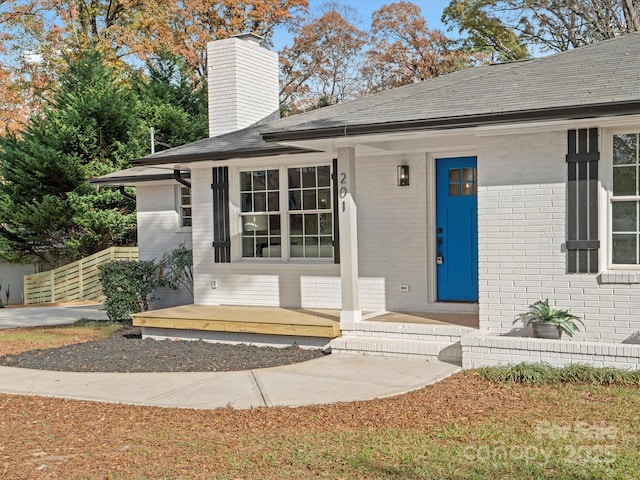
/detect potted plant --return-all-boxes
[513,299,584,339]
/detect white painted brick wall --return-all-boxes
[461,333,640,370]
[190,164,359,309]
[136,183,193,308]
[356,153,429,311]
[478,130,640,344]
[189,154,426,311]
[207,36,279,137]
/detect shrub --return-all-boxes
[475,362,640,386]
[159,244,193,297]
[99,260,165,321]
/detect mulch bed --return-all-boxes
[0,326,325,372]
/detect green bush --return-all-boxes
[99,260,165,321]
[159,244,193,296]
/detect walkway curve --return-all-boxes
[0,355,460,410]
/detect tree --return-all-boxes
[441,0,528,61]
[363,1,479,93]
[280,2,367,113]
[0,0,308,109]
[137,53,208,151]
[443,0,640,58]
[0,49,142,267]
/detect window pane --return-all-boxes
[612,234,637,264]
[613,166,637,196]
[449,184,460,196]
[253,192,267,212]
[253,171,266,191]
[267,170,279,190]
[242,237,254,257]
[288,168,301,188]
[240,172,252,191]
[612,202,637,232]
[317,166,330,187]
[302,167,316,188]
[319,213,332,235]
[289,191,301,210]
[304,214,318,235]
[267,237,281,258]
[269,214,281,235]
[182,207,192,217]
[182,217,192,227]
[303,190,317,210]
[305,236,319,257]
[462,182,474,196]
[449,168,460,182]
[613,134,638,165]
[241,193,252,212]
[290,214,303,235]
[267,192,279,212]
[318,189,331,209]
[290,236,303,257]
[320,236,333,258]
[462,168,473,181]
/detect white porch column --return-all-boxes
[337,146,361,323]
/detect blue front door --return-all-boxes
[436,157,478,302]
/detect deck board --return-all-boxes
[132,305,341,338]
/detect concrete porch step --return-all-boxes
[330,336,462,364]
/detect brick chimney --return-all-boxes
[207,33,280,138]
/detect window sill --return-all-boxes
[598,271,640,284]
[226,261,339,272]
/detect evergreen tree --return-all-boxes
[138,53,208,152]
[0,49,143,267]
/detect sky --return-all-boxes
[272,0,454,51]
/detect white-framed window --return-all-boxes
[240,169,281,258]
[610,132,640,265]
[238,164,333,260]
[288,166,333,258]
[178,186,192,228]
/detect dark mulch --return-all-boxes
[0,326,325,373]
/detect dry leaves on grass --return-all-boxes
[2,372,636,479]
[0,324,116,356]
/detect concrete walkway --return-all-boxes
[0,304,108,329]
[0,356,460,410]
[0,304,460,409]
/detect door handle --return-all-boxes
[436,233,444,264]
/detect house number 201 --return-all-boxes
[339,172,347,212]
[339,173,347,199]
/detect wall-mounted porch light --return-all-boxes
[397,165,410,186]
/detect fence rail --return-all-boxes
[23,247,139,305]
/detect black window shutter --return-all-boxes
[211,166,231,263]
[566,128,599,273]
[332,158,340,264]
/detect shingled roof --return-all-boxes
[261,32,640,141]
[133,32,640,167]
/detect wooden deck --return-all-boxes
[132,305,342,338]
[368,311,479,328]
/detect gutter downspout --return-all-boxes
[118,186,136,201]
[174,170,191,189]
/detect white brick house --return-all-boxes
[95,33,640,369]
